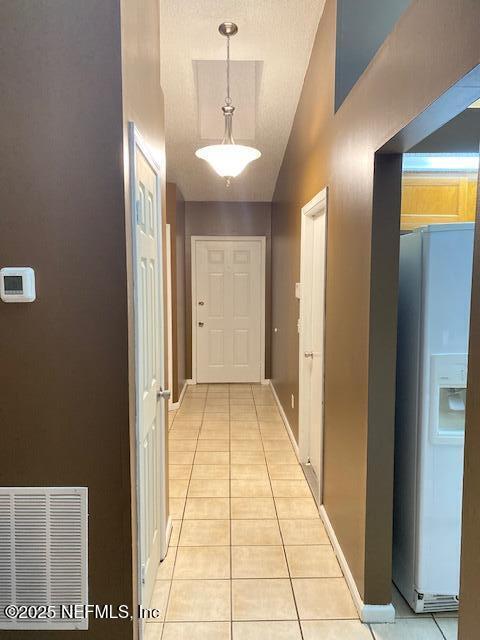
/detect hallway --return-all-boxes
[2,3,480,639]
[146,383,459,640]
[147,383,360,638]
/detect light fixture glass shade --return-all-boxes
[195,144,261,178]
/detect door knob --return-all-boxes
[157,388,171,400]
[304,351,314,358]
[198,321,204,327]
[198,301,205,306]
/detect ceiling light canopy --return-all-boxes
[195,22,261,186]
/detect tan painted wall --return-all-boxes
[0,1,165,638]
[0,2,132,638]
[271,0,480,605]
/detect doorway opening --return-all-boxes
[372,76,480,632]
[298,189,328,506]
[393,145,478,618]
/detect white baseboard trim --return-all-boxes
[162,516,173,560]
[261,378,270,386]
[186,379,194,385]
[178,380,188,402]
[361,603,395,624]
[268,381,300,459]
[319,505,395,624]
[170,381,188,410]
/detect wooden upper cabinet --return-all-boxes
[401,171,478,230]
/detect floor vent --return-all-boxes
[418,592,459,613]
[0,487,88,630]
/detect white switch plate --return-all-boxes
[295,282,301,299]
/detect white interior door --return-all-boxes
[299,189,327,498]
[131,126,166,611]
[194,238,264,383]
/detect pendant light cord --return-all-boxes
[225,35,231,106]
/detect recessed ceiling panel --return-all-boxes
[160,0,326,201]
[195,60,258,141]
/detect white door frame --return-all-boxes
[191,235,266,384]
[128,123,168,625]
[298,187,328,502]
[166,223,174,409]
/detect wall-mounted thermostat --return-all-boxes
[0,267,36,302]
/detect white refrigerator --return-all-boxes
[394,223,474,613]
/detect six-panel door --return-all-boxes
[135,148,163,608]
[195,239,263,383]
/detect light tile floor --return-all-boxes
[147,383,457,640]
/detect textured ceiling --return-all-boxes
[160,1,326,202]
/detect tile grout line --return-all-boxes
[154,579,360,585]
[161,386,207,635]
[254,390,305,640]
[166,384,355,635]
[160,400,190,638]
[262,391,366,630]
[432,615,449,640]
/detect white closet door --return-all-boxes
[134,146,163,608]
[195,239,262,383]
[299,187,328,503]
[307,212,326,482]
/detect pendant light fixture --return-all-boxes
[195,22,261,186]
